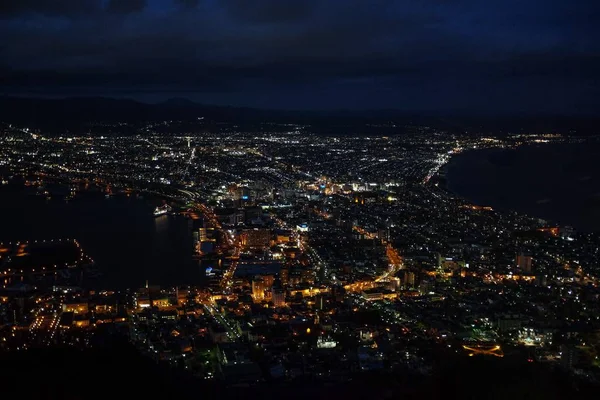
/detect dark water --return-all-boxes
[0,186,205,289]
[446,142,600,231]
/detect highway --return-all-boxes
[343,226,404,292]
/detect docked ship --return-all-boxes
[153,204,172,217]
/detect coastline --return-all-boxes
[0,184,200,289]
[434,142,600,232]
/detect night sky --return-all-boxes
[0,0,598,113]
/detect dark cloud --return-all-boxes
[106,0,146,15]
[222,0,318,23]
[0,0,598,113]
[0,0,101,17]
[174,0,199,10]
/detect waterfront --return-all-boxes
[446,142,600,231]
[0,185,205,289]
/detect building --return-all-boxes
[496,315,524,332]
[274,230,292,244]
[252,278,266,301]
[403,271,415,288]
[561,344,579,369]
[301,268,315,285]
[437,255,465,274]
[236,187,250,202]
[272,289,286,307]
[63,301,88,314]
[279,267,289,285]
[199,227,214,242]
[215,208,244,225]
[418,280,434,295]
[362,290,383,301]
[153,296,171,309]
[516,255,533,274]
[94,303,116,314]
[240,228,272,249]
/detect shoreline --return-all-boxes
[0,185,201,290]
[431,143,600,232]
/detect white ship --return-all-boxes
[153,204,172,216]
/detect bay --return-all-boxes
[446,142,600,232]
[0,185,204,289]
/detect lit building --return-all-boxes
[296,223,309,232]
[272,289,286,307]
[275,230,292,244]
[74,318,90,328]
[153,297,171,309]
[63,301,88,314]
[362,290,383,301]
[279,267,289,285]
[240,228,272,249]
[252,278,265,301]
[94,304,115,314]
[386,277,400,291]
[301,268,315,285]
[516,254,533,274]
[136,296,151,308]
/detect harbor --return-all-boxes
[0,239,95,287]
[0,184,206,290]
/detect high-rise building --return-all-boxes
[561,344,579,369]
[272,289,286,307]
[279,267,289,286]
[516,255,533,274]
[387,277,400,291]
[403,271,415,288]
[315,294,325,310]
[251,278,265,301]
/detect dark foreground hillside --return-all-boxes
[1,338,596,400]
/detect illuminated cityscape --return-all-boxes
[1,0,599,397]
[1,119,600,397]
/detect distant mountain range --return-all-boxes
[0,96,280,124]
[0,96,598,135]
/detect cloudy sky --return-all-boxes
[0,0,598,113]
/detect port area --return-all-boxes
[0,239,94,287]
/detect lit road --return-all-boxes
[192,201,241,288]
[221,245,240,289]
[28,301,63,345]
[344,226,404,292]
[195,203,222,230]
[204,303,241,341]
[463,344,504,358]
[304,207,405,292]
